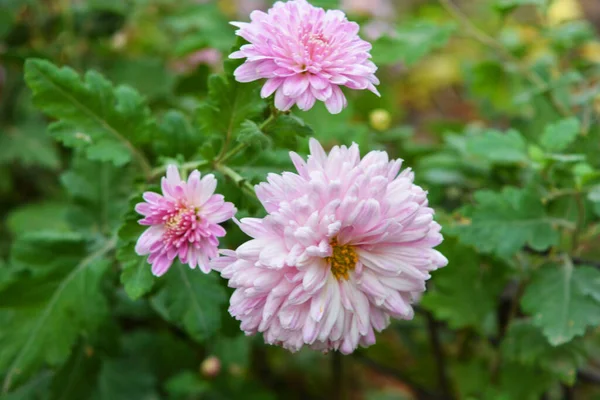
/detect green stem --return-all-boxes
[149,160,210,180]
[215,164,257,198]
[217,112,278,164]
[572,192,586,254]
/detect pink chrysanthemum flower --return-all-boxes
[135,165,236,277]
[212,139,447,354]
[229,0,380,114]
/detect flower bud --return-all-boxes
[369,109,391,132]
[200,356,221,378]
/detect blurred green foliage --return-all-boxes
[1,0,600,399]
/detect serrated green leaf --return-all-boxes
[263,113,314,149]
[540,117,580,152]
[237,120,272,150]
[61,157,134,234]
[421,241,507,334]
[0,122,60,169]
[151,262,227,342]
[455,186,560,258]
[501,320,586,384]
[24,58,156,169]
[0,236,113,391]
[117,195,155,300]
[521,261,600,345]
[371,21,455,66]
[154,110,204,159]
[196,54,266,144]
[465,128,528,164]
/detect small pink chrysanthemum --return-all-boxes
[212,139,447,354]
[229,0,380,114]
[135,165,236,277]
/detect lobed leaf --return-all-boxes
[24,59,156,169]
[521,261,600,345]
[455,186,560,258]
[0,234,113,392]
[151,262,227,342]
[465,128,528,165]
[539,117,580,152]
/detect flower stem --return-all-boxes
[215,164,256,198]
[149,160,210,180]
[215,112,277,164]
[426,312,452,399]
[332,351,343,400]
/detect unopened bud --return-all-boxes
[200,356,221,378]
[369,109,391,132]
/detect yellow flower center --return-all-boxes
[326,237,358,281]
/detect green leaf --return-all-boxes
[1,373,51,400]
[0,235,113,391]
[546,21,596,51]
[237,120,272,150]
[421,241,507,334]
[494,0,548,12]
[495,362,554,400]
[371,21,455,66]
[589,185,600,217]
[151,262,227,342]
[263,113,314,149]
[540,117,580,152]
[6,202,71,237]
[117,195,155,300]
[165,371,210,399]
[154,110,204,159]
[465,128,528,164]
[211,334,251,370]
[61,157,134,234]
[467,61,517,112]
[455,186,560,258]
[196,54,266,145]
[49,342,101,400]
[521,261,600,345]
[96,358,158,400]
[24,58,156,168]
[501,320,586,384]
[0,122,60,169]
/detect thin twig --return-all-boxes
[425,312,453,399]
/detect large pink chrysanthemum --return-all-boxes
[229,0,380,114]
[135,165,236,276]
[212,139,447,354]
